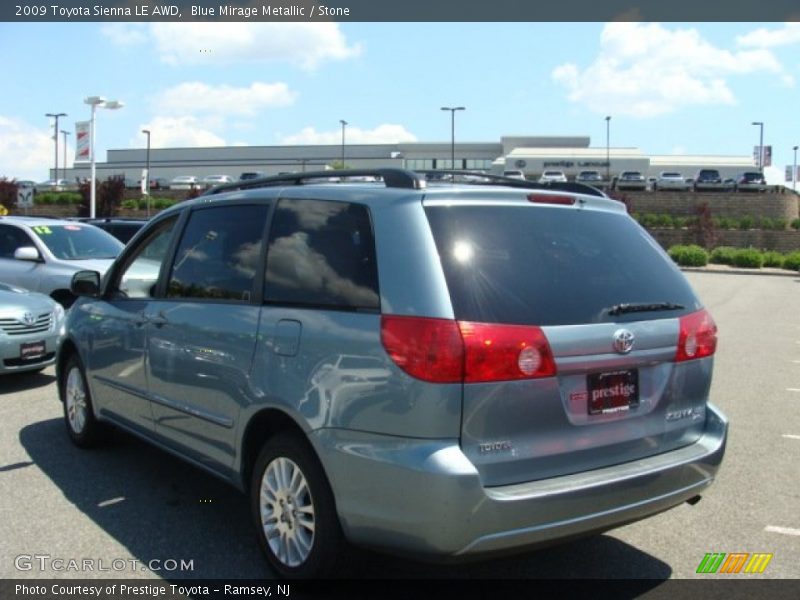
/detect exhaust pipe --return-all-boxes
[686,495,702,506]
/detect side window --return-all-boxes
[114,217,177,299]
[167,205,268,301]
[0,225,35,258]
[264,198,380,311]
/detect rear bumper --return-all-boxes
[312,403,728,558]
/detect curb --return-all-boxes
[680,266,799,278]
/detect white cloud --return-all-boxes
[279,124,417,145]
[154,82,296,117]
[552,23,789,118]
[737,23,800,48]
[0,116,55,181]
[136,116,226,148]
[113,23,361,70]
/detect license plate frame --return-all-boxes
[587,369,639,415]
[20,340,46,361]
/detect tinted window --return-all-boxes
[265,198,379,311]
[168,205,268,301]
[0,225,35,258]
[425,205,700,326]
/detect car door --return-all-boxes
[82,216,179,435]
[146,203,269,472]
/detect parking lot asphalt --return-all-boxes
[0,271,798,583]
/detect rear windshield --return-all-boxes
[425,205,701,326]
[31,224,123,260]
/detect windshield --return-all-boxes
[31,224,124,260]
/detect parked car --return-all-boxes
[0,216,123,307]
[693,169,730,192]
[0,282,65,375]
[81,218,147,244]
[733,171,768,193]
[201,174,234,188]
[36,179,71,193]
[654,172,691,192]
[615,171,647,191]
[239,171,266,181]
[502,170,526,180]
[57,168,726,578]
[575,170,604,184]
[538,170,568,183]
[148,177,170,191]
[169,175,199,190]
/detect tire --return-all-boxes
[251,432,346,579]
[60,353,103,448]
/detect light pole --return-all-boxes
[45,112,67,181]
[752,121,764,171]
[605,115,611,183]
[60,130,70,181]
[793,145,798,192]
[85,96,123,218]
[339,119,347,168]
[441,106,465,170]
[142,129,151,216]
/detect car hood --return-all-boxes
[0,288,55,316]
[53,257,117,273]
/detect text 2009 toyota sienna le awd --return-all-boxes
[57,169,727,578]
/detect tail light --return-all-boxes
[381,316,556,383]
[675,309,717,362]
[527,193,575,206]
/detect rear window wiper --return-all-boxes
[607,302,685,316]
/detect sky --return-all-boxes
[2,21,800,182]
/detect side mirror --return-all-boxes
[14,246,41,262]
[71,270,101,298]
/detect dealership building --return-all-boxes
[59,135,757,184]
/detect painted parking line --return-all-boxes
[765,526,800,537]
[782,434,800,440]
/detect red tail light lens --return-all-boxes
[675,309,717,362]
[459,321,556,382]
[527,193,576,206]
[381,316,557,383]
[380,316,464,383]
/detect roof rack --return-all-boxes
[416,170,608,198]
[201,168,426,195]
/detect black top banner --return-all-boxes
[4,0,800,22]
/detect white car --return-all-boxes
[538,170,568,183]
[654,172,690,192]
[615,171,647,191]
[201,175,234,188]
[169,175,199,190]
[502,170,526,180]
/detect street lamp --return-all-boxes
[142,129,151,216]
[60,130,70,181]
[605,115,611,183]
[85,96,123,218]
[339,119,347,168]
[441,107,465,170]
[45,112,67,181]
[793,145,798,192]
[752,121,764,171]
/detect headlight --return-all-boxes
[52,303,66,332]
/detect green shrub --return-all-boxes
[731,248,764,269]
[640,213,660,228]
[763,251,785,268]
[783,252,800,271]
[668,245,709,267]
[121,199,138,210]
[758,217,775,230]
[791,219,800,231]
[710,247,737,265]
[153,198,175,209]
[656,214,674,228]
[738,216,755,230]
[715,216,737,230]
[772,218,788,231]
[35,192,56,205]
[672,216,690,228]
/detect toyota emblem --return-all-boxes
[613,329,635,354]
[22,312,36,327]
